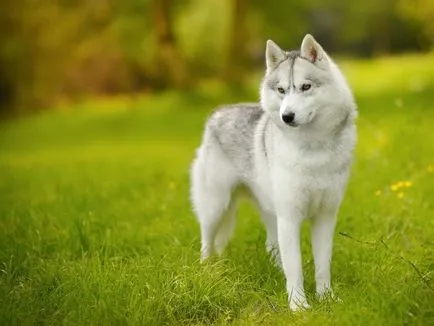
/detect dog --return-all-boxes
[190,34,357,311]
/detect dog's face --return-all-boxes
[260,34,347,130]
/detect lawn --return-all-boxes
[1,53,434,325]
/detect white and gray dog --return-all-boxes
[190,34,357,310]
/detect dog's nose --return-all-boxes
[282,112,295,124]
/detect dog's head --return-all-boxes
[260,34,355,131]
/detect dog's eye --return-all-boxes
[301,83,311,91]
[277,87,286,94]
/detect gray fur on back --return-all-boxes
[206,103,263,173]
[203,51,302,176]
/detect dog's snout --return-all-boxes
[282,112,295,124]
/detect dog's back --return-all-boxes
[203,104,263,176]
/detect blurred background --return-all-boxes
[0,0,433,116]
[1,3,434,324]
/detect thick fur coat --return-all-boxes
[190,34,357,310]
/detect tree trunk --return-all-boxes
[152,0,188,88]
[225,0,248,83]
[372,1,393,55]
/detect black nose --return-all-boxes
[282,112,295,124]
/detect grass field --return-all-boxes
[1,54,434,325]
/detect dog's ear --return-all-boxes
[300,34,325,63]
[266,40,286,71]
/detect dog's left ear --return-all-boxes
[300,34,325,63]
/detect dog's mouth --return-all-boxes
[288,122,299,127]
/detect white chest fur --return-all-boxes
[268,124,355,217]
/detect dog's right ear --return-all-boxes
[266,40,286,72]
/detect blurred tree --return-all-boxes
[152,0,189,87]
[334,0,396,54]
[0,1,20,114]
[397,0,434,48]
[0,0,431,115]
[0,0,75,114]
[251,0,308,48]
[175,0,231,76]
[225,0,249,83]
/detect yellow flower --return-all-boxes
[397,192,404,199]
[428,165,434,173]
[396,181,405,188]
[390,184,399,192]
[404,181,412,187]
[375,190,382,196]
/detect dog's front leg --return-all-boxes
[277,213,310,311]
[311,209,337,298]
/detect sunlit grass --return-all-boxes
[341,52,434,96]
[1,53,434,325]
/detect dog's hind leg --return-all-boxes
[214,198,237,255]
[190,147,236,261]
[196,189,233,261]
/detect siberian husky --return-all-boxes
[190,34,357,310]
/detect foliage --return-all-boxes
[0,0,433,114]
[397,0,434,45]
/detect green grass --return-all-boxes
[1,53,434,325]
